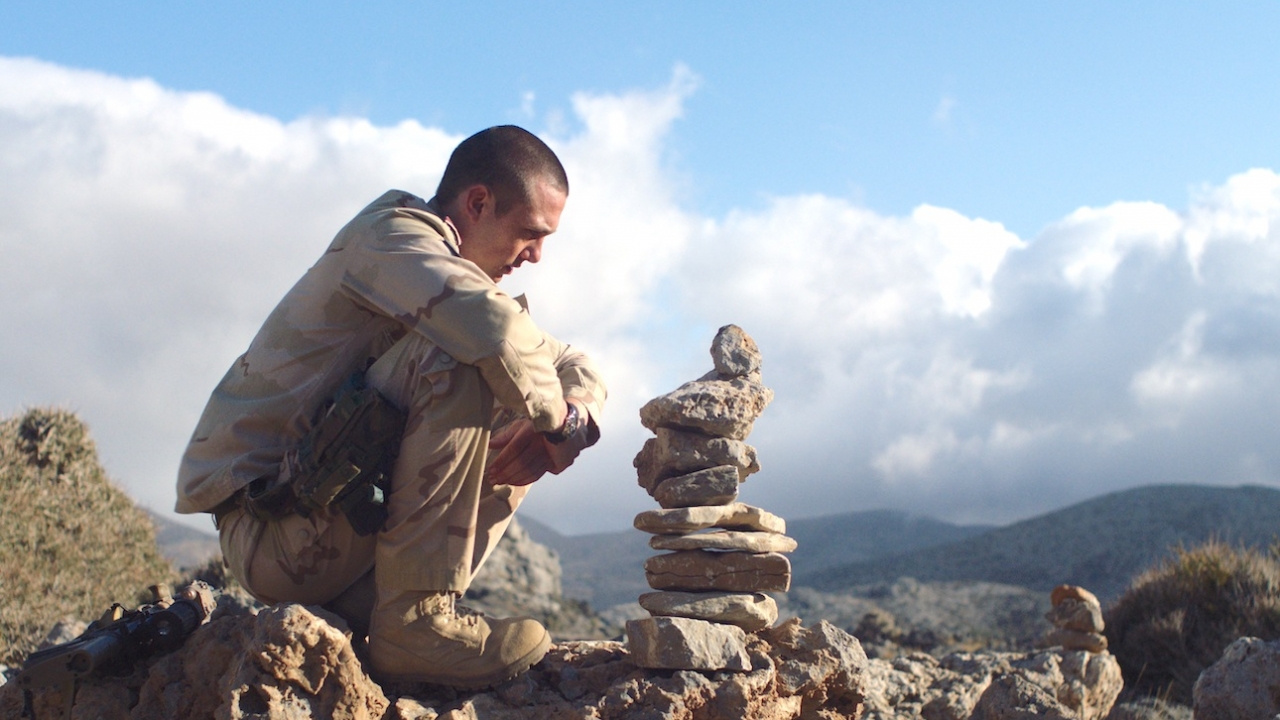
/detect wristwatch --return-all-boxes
[544,402,582,444]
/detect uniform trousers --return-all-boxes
[218,331,530,608]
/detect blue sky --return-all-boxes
[6,2,1277,237]
[2,3,1279,535]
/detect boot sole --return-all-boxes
[374,628,552,690]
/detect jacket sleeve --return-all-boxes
[339,210,568,432]
[544,331,607,432]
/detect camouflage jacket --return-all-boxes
[176,190,606,514]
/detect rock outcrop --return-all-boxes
[860,647,1122,720]
[1191,635,1280,720]
[629,325,798,672]
[2,604,871,720]
[2,598,1129,719]
[463,516,613,640]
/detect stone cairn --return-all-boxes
[1042,584,1107,653]
[624,325,797,672]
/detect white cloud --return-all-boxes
[3,56,1280,534]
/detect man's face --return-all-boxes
[456,179,567,283]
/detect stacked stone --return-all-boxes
[624,325,797,672]
[1042,584,1108,653]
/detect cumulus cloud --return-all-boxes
[2,56,1278,534]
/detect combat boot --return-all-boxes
[368,590,551,688]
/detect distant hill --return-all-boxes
[519,509,991,611]
[803,484,1280,601]
[148,510,220,571]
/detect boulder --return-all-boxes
[635,430,759,493]
[639,377,773,440]
[635,502,786,535]
[625,616,751,671]
[652,465,740,509]
[645,551,791,593]
[639,591,778,632]
[1192,636,1280,720]
[649,530,797,554]
[857,648,1122,720]
[710,324,762,379]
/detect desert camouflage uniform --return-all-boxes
[176,190,605,605]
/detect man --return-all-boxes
[175,126,606,688]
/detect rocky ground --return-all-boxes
[1,596,1129,720]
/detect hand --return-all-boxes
[485,419,552,486]
[484,400,594,486]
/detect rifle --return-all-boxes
[16,582,215,720]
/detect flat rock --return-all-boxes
[625,616,751,671]
[710,324,762,378]
[653,465,740,509]
[634,502,786,535]
[639,377,773,440]
[1043,628,1108,653]
[634,429,760,493]
[639,591,779,632]
[645,551,792,593]
[649,530,797,554]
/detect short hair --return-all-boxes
[435,126,568,216]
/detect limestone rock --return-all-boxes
[1046,585,1104,633]
[971,671,1074,719]
[639,591,778,632]
[649,530,798,554]
[1043,627,1107,653]
[639,377,773,440]
[465,517,612,640]
[635,502,786,535]
[1192,636,1280,720]
[634,429,760,493]
[1042,584,1106,653]
[625,616,751,671]
[652,465,740,509]
[645,551,792,593]
[857,648,1122,720]
[710,324,762,378]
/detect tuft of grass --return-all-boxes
[1104,538,1280,705]
[0,407,174,665]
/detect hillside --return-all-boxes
[803,484,1280,600]
[519,509,991,611]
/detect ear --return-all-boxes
[462,185,492,222]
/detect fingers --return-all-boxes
[488,419,526,450]
[485,421,552,486]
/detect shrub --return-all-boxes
[0,408,174,665]
[1104,539,1280,705]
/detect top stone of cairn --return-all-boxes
[711,324,762,379]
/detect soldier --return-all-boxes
[175,126,606,687]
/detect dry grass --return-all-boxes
[1104,538,1280,705]
[0,407,174,666]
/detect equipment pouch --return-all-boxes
[286,372,406,535]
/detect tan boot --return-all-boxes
[368,590,551,688]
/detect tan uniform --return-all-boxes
[177,190,605,604]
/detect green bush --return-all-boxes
[1105,539,1280,705]
[0,408,174,665]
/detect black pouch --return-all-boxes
[264,373,406,535]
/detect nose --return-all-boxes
[521,239,543,265]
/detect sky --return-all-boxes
[2,3,1279,536]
